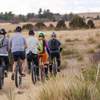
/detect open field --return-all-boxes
[0,26,100,99]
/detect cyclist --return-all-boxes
[0,29,9,77]
[48,32,62,73]
[38,32,50,79]
[26,30,39,79]
[10,26,27,80]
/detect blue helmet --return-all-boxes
[51,32,56,37]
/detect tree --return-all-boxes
[27,13,35,20]
[87,20,95,28]
[56,20,67,30]
[38,8,42,18]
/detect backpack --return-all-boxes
[50,39,59,51]
[0,35,5,48]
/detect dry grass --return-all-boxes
[87,37,96,44]
[33,75,100,100]
[1,24,100,100]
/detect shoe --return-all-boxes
[57,68,60,72]
[4,71,8,78]
[20,73,26,77]
[46,75,49,80]
[37,76,40,81]
[11,73,14,80]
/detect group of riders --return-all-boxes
[0,26,62,82]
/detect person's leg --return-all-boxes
[49,53,53,74]
[27,54,31,73]
[3,56,9,77]
[56,52,61,72]
[12,52,18,74]
[3,56,9,71]
[11,58,17,80]
[20,51,26,75]
[33,54,39,79]
[43,52,48,78]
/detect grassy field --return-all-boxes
[0,23,100,100]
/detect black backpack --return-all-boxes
[0,35,5,48]
[50,39,59,51]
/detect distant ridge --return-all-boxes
[77,12,100,18]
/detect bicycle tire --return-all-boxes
[15,65,22,88]
[31,64,37,84]
[52,58,57,76]
[41,67,45,82]
[0,67,4,89]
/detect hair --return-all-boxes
[15,26,22,32]
[29,30,35,36]
[0,29,7,35]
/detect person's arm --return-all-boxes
[45,40,50,55]
[23,37,27,49]
[6,38,9,52]
[9,38,12,51]
[57,40,63,52]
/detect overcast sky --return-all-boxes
[0,0,100,14]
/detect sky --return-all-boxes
[0,0,100,15]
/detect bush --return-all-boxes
[34,22,47,30]
[22,24,34,30]
[48,24,55,30]
[56,20,67,30]
[87,37,96,44]
[87,20,95,28]
[69,15,88,29]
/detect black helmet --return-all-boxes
[29,30,35,36]
[15,26,22,32]
[0,29,7,35]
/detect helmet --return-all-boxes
[39,32,45,38]
[0,29,7,35]
[51,32,56,37]
[15,26,22,32]
[29,30,35,36]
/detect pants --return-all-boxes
[0,56,9,71]
[50,52,61,67]
[27,53,39,76]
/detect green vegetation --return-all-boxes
[87,20,95,28]
[56,20,67,30]
[69,15,88,29]
[22,24,34,30]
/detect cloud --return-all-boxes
[0,0,99,14]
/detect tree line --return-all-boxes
[0,8,99,23]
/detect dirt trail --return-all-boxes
[0,58,84,100]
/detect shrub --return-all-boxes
[77,55,84,61]
[69,15,88,29]
[88,37,96,44]
[34,22,47,30]
[48,24,55,30]
[87,20,95,28]
[62,48,80,59]
[56,20,67,30]
[87,48,95,54]
[22,24,34,30]
[96,44,100,49]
